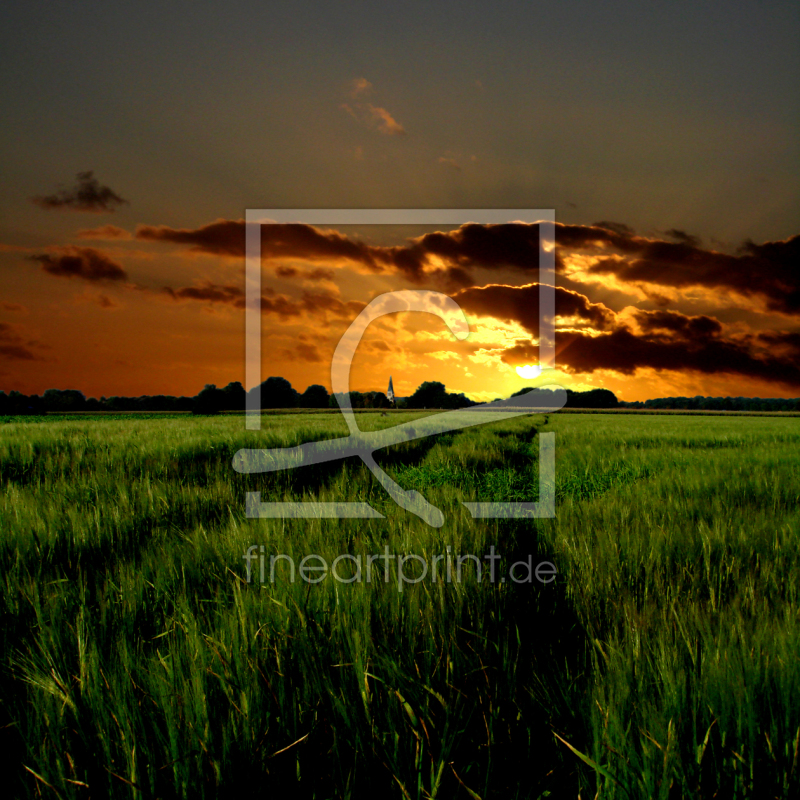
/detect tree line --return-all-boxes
[3,379,796,416]
[0,378,473,415]
[510,386,620,409]
[618,395,800,412]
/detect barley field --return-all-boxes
[1,411,799,798]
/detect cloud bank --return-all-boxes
[32,172,128,213]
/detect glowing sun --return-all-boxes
[515,364,541,379]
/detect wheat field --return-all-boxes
[1,411,799,798]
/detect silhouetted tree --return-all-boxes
[361,391,391,409]
[192,384,224,415]
[300,384,330,408]
[221,381,247,409]
[250,377,299,409]
[407,381,447,408]
[441,391,473,409]
[328,391,390,409]
[406,382,473,409]
[42,389,87,412]
[564,388,618,409]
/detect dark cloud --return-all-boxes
[0,344,40,361]
[72,292,121,310]
[664,228,701,247]
[553,328,800,388]
[76,225,132,240]
[32,172,128,213]
[158,280,365,321]
[131,219,595,286]
[137,219,247,257]
[136,220,386,270]
[393,223,551,282]
[633,309,723,338]
[307,268,336,282]
[457,282,800,389]
[0,322,44,362]
[300,291,365,319]
[159,281,304,318]
[276,265,336,282]
[159,281,288,315]
[162,282,244,306]
[1,302,26,313]
[96,295,119,309]
[30,247,128,282]
[134,217,800,317]
[135,219,567,282]
[439,266,474,288]
[584,232,800,317]
[639,288,672,308]
[592,221,635,237]
[754,330,800,356]
[555,222,643,253]
[454,283,616,336]
[263,290,364,320]
[259,293,306,319]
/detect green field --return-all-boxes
[1,411,799,798]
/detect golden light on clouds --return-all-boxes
[4,214,800,402]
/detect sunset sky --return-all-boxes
[1,1,798,402]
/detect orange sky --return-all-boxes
[2,214,799,402]
[1,4,798,402]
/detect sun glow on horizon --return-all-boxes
[515,364,541,379]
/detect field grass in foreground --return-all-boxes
[1,411,799,798]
